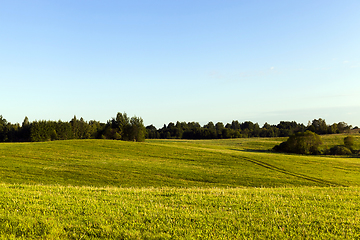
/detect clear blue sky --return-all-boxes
[1,1,359,128]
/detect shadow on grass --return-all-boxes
[334,154,360,159]
[230,148,271,153]
[232,148,360,158]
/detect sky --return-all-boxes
[1,1,360,128]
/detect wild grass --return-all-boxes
[0,134,360,238]
[1,136,359,188]
[1,184,360,239]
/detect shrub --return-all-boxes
[273,131,322,155]
[329,145,352,155]
[344,136,355,152]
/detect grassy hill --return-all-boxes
[1,134,360,239]
[1,135,360,188]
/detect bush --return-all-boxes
[273,131,322,155]
[344,136,355,152]
[329,145,352,155]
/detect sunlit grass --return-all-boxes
[0,136,360,188]
[1,184,360,239]
[1,135,360,238]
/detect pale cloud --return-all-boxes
[208,71,225,79]
[343,60,349,64]
[208,67,280,83]
[314,67,331,70]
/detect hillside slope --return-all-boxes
[1,136,359,187]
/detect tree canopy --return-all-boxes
[0,115,355,143]
[273,131,322,155]
[146,118,353,140]
[0,113,146,142]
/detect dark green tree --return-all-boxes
[310,118,328,134]
[337,122,351,133]
[273,130,322,155]
[114,112,131,140]
[129,116,146,142]
[215,122,224,138]
[0,115,8,142]
[146,125,158,139]
[174,121,184,138]
[344,136,355,152]
[20,116,31,141]
[329,145,352,155]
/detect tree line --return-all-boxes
[0,114,354,143]
[146,118,354,139]
[0,113,146,142]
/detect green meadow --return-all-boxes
[1,134,360,239]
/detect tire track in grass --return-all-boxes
[147,142,344,187]
[228,154,344,187]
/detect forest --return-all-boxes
[0,113,146,142]
[0,113,355,142]
[146,118,354,139]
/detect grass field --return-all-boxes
[1,134,360,239]
[2,184,360,239]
